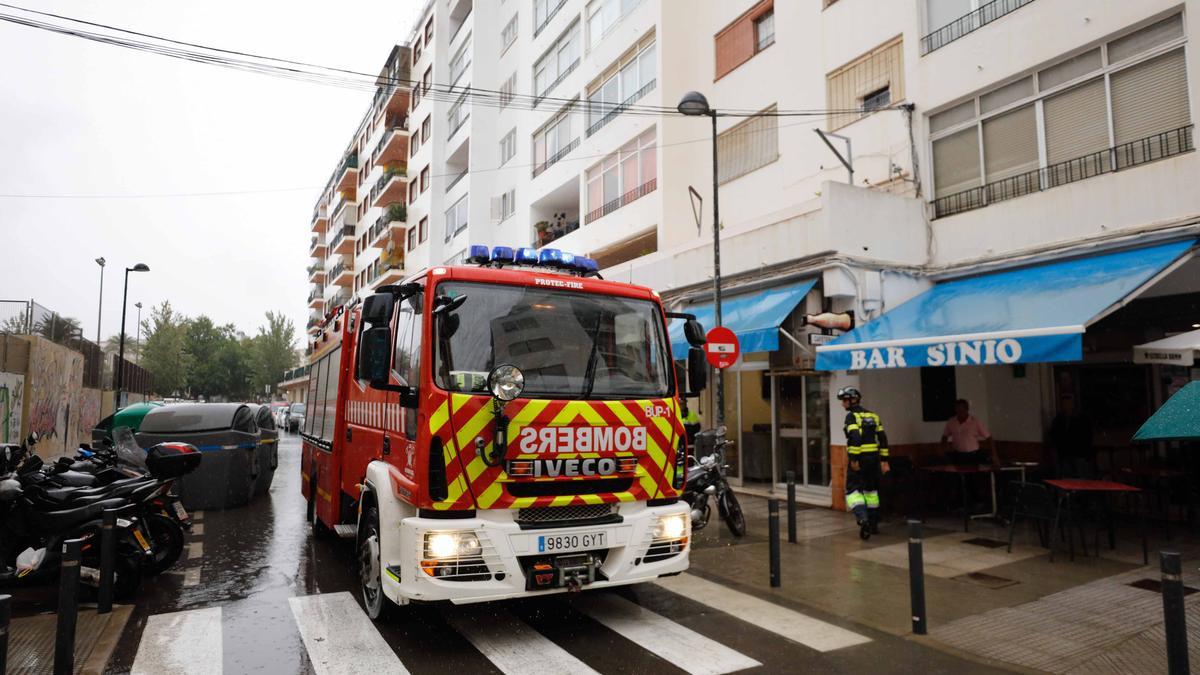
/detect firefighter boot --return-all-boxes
[868,509,880,534]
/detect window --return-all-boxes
[920,367,957,422]
[499,72,517,108]
[410,127,421,157]
[586,36,655,133]
[392,294,423,439]
[533,21,580,101]
[501,14,518,52]
[922,0,1036,54]
[408,227,417,250]
[409,179,419,203]
[928,15,1191,216]
[533,109,575,174]
[754,8,774,52]
[421,67,432,95]
[534,0,566,37]
[445,195,469,241]
[586,0,642,49]
[714,0,774,80]
[826,37,903,130]
[586,128,655,221]
[493,188,516,223]
[419,216,428,242]
[717,105,779,184]
[421,116,431,143]
[420,166,430,193]
[500,128,517,165]
[449,38,471,85]
[448,94,469,136]
[413,35,422,63]
[425,17,434,43]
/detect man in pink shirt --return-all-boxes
[942,399,999,467]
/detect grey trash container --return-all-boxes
[248,404,278,497]
[137,403,261,510]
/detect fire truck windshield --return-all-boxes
[434,281,672,399]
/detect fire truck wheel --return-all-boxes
[359,505,396,620]
[308,476,331,540]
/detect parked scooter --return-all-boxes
[681,427,746,537]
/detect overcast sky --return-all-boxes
[0,0,422,346]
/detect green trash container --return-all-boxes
[248,404,278,497]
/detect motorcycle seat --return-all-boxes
[41,477,154,504]
[30,497,127,531]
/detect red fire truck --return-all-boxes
[301,245,708,618]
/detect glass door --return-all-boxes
[771,372,832,492]
[804,374,831,488]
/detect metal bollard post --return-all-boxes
[907,520,927,635]
[1161,551,1189,675]
[785,471,797,544]
[55,538,84,675]
[98,509,117,615]
[768,499,781,588]
[0,593,11,674]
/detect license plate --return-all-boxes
[133,528,152,553]
[172,501,189,521]
[538,531,607,553]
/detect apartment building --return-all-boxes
[304,0,1200,509]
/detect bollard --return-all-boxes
[907,520,927,635]
[1161,551,1189,675]
[0,593,10,674]
[98,509,117,615]
[55,538,84,675]
[768,499,781,588]
[785,471,797,544]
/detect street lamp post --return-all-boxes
[678,91,725,428]
[116,264,150,405]
[94,257,106,345]
[134,302,143,364]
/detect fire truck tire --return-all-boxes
[359,505,397,621]
[308,475,331,540]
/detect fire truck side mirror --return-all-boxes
[357,326,393,384]
[683,319,706,347]
[686,347,707,394]
[362,293,395,325]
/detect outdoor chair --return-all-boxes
[1006,481,1057,554]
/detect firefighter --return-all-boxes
[837,387,890,540]
[681,398,701,446]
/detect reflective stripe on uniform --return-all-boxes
[845,492,866,508]
[864,491,880,508]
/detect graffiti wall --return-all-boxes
[24,337,84,455]
[0,372,24,444]
[78,388,102,443]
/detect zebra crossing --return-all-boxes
[126,574,870,674]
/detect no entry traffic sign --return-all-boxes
[705,326,740,369]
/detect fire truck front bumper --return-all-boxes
[382,501,690,605]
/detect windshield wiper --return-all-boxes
[579,311,606,398]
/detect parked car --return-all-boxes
[287,403,305,433]
[270,402,289,428]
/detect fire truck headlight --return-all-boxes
[425,530,482,559]
[488,364,525,402]
[654,513,688,540]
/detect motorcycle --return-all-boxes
[681,427,746,537]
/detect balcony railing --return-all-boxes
[533,0,567,38]
[920,0,1035,55]
[328,224,356,251]
[281,364,310,381]
[532,138,580,178]
[307,287,324,303]
[307,263,324,277]
[374,167,407,193]
[328,291,350,309]
[535,219,580,247]
[586,80,656,138]
[585,178,657,224]
[532,58,580,108]
[309,236,323,253]
[370,260,405,285]
[338,152,359,174]
[446,170,468,192]
[933,125,1194,218]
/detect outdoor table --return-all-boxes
[920,464,1000,533]
[1044,479,1147,565]
[1117,466,1187,540]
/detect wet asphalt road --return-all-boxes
[100,435,999,674]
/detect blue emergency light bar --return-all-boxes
[464,243,601,277]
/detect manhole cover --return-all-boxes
[955,572,1020,589]
[1129,579,1199,596]
[962,537,1008,549]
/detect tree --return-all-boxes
[251,311,298,397]
[0,315,28,334]
[185,316,230,399]
[34,312,82,345]
[139,302,191,396]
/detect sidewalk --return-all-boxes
[7,604,132,675]
[687,494,1199,673]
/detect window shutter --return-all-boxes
[1043,77,1109,166]
[932,127,980,198]
[982,104,1038,183]
[1111,48,1190,145]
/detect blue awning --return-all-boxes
[669,279,817,360]
[816,240,1194,370]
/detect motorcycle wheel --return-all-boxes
[143,513,185,575]
[718,491,747,537]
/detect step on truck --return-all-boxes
[301,245,709,617]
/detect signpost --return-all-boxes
[705,327,740,369]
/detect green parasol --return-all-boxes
[1133,381,1200,442]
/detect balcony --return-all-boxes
[585,178,657,224]
[920,0,1035,55]
[329,224,357,255]
[933,125,1194,219]
[586,80,656,139]
[373,123,410,166]
[336,153,359,192]
[369,204,407,248]
[308,288,325,310]
[328,290,350,309]
[378,86,410,122]
[329,261,354,288]
[307,262,325,283]
[309,235,326,257]
[531,177,581,247]
[532,138,579,179]
[370,259,406,288]
[371,166,408,208]
[311,205,328,233]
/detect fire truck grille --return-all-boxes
[642,528,688,563]
[516,504,614,525]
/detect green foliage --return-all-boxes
[139,301,191,396]
[250,311,297,396]
[34,312,82,344]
